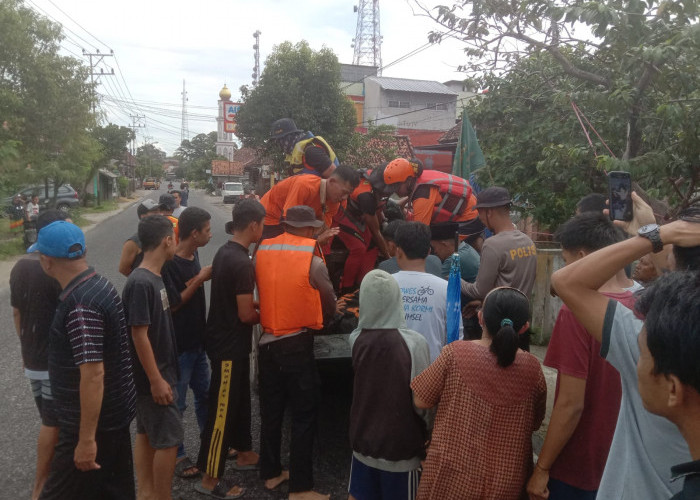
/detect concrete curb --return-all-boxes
[0,195,143,295]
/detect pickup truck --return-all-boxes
[143,178,160,190]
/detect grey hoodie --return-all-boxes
[349,270,432,472]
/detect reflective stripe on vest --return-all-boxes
[414,170,473,223]
[286,136,337,167]
[255,233,324,336]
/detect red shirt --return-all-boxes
[543,291,636,491]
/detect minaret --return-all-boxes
[216,84,236,161]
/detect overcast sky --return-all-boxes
[29,0,471,155]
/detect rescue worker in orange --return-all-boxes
[334,167,390,293]
[383,158,483,240]
[260,164,359,242]
[158,193,180,242]
[270,118,339,178]
[255,205,336,500]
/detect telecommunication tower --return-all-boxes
[352,0,382,74]
[252,30,261,86]
[180,79,189,144]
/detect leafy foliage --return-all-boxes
[136,143,166,179]
[418,0,700,224]
[235,41,356,168]
[344,125,400,169]
[0,0,99,201]
[174,131,221,181]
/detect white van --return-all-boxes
[222,182,244,204]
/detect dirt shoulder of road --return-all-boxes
[0,193,144,293]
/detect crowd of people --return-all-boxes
[8,118,700,500]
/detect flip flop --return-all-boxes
[231,461,259,471]
[194,480,245,499]
[175,457,200,479]
[225,448,238,460]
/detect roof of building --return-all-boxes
[438,121,462,144]
[366,76,458,95]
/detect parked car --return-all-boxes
[222,181,244,204]
[143,178,160,190]
[3,184,80,213]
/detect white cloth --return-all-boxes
[392,270,463,362]
[172,206,186,218]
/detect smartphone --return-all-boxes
[608,171,633,221]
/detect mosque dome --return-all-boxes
[219,84,231,100]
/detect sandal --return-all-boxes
[226,448,238,460]
[175,457,201,479]
[195,479,245,499]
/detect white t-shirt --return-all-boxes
[598,301,690,499]
[172,206,186,218]
[392,270,463,362]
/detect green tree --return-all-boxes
[83,123,135,193]
[174,131,221,181]
[235,41,356,167]
[421,0,700,221]
[1,0,100,203]
[136,143,166,179]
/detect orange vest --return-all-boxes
[414,170,475,223]
[166,215,180,243]
[256,233,324,336]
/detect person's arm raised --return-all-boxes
[551,220,700,342]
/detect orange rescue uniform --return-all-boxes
[411,171,477,226]
[260,175,339,228]
[255,232,324,335]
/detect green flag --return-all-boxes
[452,108,485,178]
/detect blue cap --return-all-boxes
[27,220,86,259]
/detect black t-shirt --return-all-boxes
[122,267,179,394]
[128,232,144,272]
[10,256,62,372]
[205,241,256,360]
[162,252,206,354]
[49,268,136,431]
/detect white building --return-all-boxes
[216,84,236,161]
[363,76,458,131]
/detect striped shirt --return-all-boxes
[49,268,136,431]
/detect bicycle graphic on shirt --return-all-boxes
[417,286,434,296]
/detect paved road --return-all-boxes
[0,188,353,500]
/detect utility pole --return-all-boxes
[83,49,115,114]
[352,0,383,74]
[252,31,261,86]
[180,79,189,144]
[128,114,145,179]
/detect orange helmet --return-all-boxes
[384,158,419,185]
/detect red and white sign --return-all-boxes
[223,101,241,133]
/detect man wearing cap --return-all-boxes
[255,205,336,499]
[270,118,338,178]
[461,187,537,347]
[119,198,161,277]
[29,221,136,499]
[260,164,359,241]
[159,193,180,242]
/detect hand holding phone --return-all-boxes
[608,171,633,222]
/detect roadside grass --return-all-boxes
[0,199,122,260]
